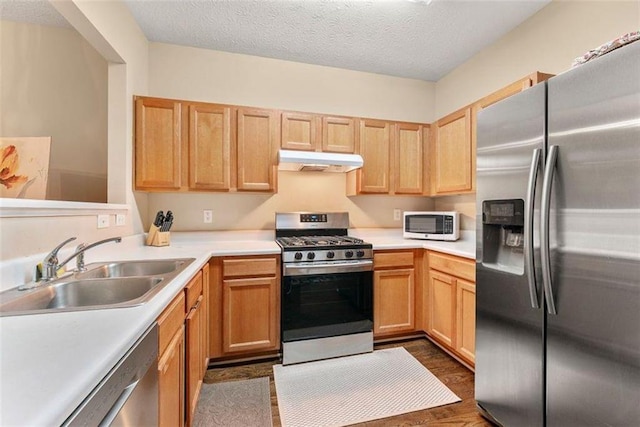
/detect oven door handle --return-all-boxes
[283,260,373,276]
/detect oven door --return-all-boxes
[281,260,373,344]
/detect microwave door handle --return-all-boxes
[525,148,542,309]
[541,145,559,315]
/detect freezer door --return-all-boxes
[475,83,546,427]
[546,41,640,426]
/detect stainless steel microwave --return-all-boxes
[403,211,460,241]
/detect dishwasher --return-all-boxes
[63,323,158,426]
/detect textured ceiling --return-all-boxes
[123,0,551,81]
[1,0,552,82]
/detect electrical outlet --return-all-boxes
[97,214,110,229]
[115,214,126,226]
[203,210,213,224]
[393,209,402,221]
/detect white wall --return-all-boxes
[0,20,108,202]
[435,0,640,118]
[0,0,148,261]
[434,0,640,228]
[145,43,436,230]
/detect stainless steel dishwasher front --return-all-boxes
[62,323,158,426]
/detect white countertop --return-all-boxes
[0,229,474,426]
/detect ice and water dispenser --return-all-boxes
[481,199,525,274]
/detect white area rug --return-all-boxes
[273,347,460,427]
[193,377,272,427]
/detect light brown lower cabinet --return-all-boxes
[185,271,204,426]
[157,292,186,427]
[426,251,476,366]
[373,250,418,338]
[158,327,185,427]
[455,278,476,364]
[157,263,210,427]
[209,256,281,360]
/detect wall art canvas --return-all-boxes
[0,137,51,200]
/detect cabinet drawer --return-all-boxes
[222,257,278,278]
[374,251,414,269]
[158,292,186,356]
[184,271,203,309]
[428,251,475,282]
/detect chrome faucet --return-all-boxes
[40,236,122,282]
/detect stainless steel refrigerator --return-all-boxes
[475,40,640,426]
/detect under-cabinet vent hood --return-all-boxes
[278,149,363,172]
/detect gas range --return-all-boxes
[275,212,372,264]
[275,235,373,263]
[275,212,374,365]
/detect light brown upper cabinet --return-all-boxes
[280,112,357,154]
[357,119,392,193]
[236,108,279,192]
[395,123,428,195]
[322,116,357,153]
[348,120,428,196]
[281,112,319,151]
[135,96,278,193]
[431,106,474,195]
[188,103,232,191]
[135,97,182,190]
[430,72,553,197]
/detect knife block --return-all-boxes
[146,224,170,247]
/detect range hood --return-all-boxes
[278,149,363,172]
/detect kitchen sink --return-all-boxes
[0,258,195,316]
[75,259,187,279]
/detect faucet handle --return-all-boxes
[44,237,77,265]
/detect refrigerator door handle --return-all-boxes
[541,145,559,315]
[525,148,542,309]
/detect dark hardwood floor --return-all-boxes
[204,338,492,426]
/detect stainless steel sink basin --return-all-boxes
[0,258,195,316]
[76,259,186,279]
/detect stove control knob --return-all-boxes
[294,252,303,260]
[345,250,354,258]
[307,252,316,260]
[356,250,365,258]
[326,251,335,259]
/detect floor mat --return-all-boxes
[193,377,272,427]
[273,347,460,427]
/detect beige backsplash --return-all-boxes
[146,171,436,231]
[434,194,477,231]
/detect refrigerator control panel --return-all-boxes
[482,199,524,226]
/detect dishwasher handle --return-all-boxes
[98,380,140,426]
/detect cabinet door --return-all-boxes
[432,107,473,195]
[456,279,476,364]
[222,276,279,353]
[429,270,456,347]
[322,116,356,153]
[281,112,318,151]
[394,123,424,194]
[135,97,182,190]
[158,327,185,427]
[185,297,203,427]
[188,104,232,190]
[358,119,391,193]
[237,108,278,192]
[201,263,210,375]
[374,268,415,336]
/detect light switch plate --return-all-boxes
[97,214,110,229]
[115,214,126,226]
